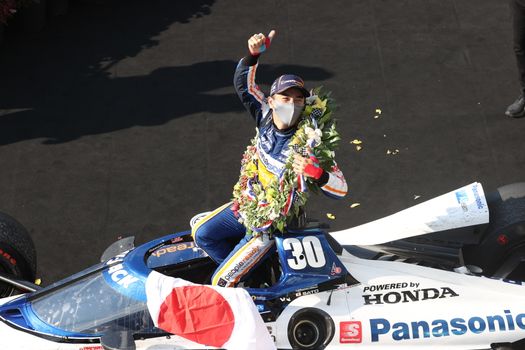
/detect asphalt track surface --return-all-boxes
[0,0,524,285]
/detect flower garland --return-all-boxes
[231,87,341,235]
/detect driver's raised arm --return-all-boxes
[233,31,275,125]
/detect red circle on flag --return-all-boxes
[158,285,235,347]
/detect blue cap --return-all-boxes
[270,74,310,97]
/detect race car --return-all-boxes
[0,182,525,349]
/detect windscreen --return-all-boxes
[31,271,151,334]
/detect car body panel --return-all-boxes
[0,228,525,349]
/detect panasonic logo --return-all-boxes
[370,310,525,342]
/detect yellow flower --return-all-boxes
[245,162,257,176]
[266,188,277,202]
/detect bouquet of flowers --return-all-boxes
[232,87,341,235]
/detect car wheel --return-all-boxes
[0,212,36,297]
[287,308,334,350]
[463,182,525,279]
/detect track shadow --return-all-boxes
[0,61,332,145]
[0,0,332,145]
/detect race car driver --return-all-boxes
[192,30,347,287]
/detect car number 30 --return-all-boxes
[283,236,326,269]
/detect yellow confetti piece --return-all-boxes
[375,108,382,114]
[414,195,421,200]
[356,145,362,151]
[326,213,336,220]
[35,278,42,286]
[350,203,361,208]
[373,115,380,119]
[387,149,400,155]
[350,139,362,145]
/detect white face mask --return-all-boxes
[272,100,303,127]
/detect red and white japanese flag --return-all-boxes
[145,271,276,350]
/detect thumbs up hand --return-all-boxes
[248,30,276,56]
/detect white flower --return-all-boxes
[305,127,322,147]
[306,95,318,105]
[268,210,279,220]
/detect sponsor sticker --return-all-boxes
[362,286,459,305]
[331,262,342,275]
[370,309,525,342]
[471,183,485,209]
[363,282,411,293]
[455,189,469,212]
[295,288,319,297]
[150,242,195,258]
[340,321,362,343]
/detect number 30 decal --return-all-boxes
[283,236,326,270]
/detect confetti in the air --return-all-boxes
[350,139,362,145]
[326,213,336,220]
[350,203,361,208]
[387,149,400,155]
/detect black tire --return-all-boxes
[287,308,334,350]
[0,212,36,297]
[462,183,525,279]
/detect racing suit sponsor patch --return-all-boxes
[223,245,260,281]
[217,278,228,287]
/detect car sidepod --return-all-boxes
[319,251,525,349]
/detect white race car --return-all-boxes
[0,182,524,349]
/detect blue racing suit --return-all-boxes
[192,54,348,287]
